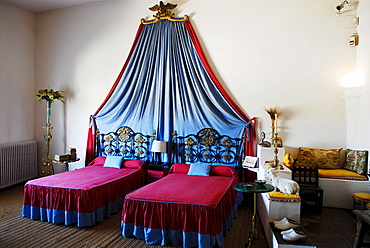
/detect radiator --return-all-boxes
[0,140,37,189]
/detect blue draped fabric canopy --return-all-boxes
[86,19,253,164]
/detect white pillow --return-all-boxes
[187,163,212,176]
[103,155,124,169]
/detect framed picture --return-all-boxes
[242,156,258,168]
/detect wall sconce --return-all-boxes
[341,72,364,98]
[151,140,167,164]
[336,0,348,13]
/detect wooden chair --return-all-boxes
[292,164,324,212]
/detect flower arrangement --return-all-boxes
[36,88,64,103]
[265,107,279,122]
[265,107,280,138]
[265,107,283,168]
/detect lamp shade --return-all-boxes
[151,140,167,153]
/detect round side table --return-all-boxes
[235,182,274,248]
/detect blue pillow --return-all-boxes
[187,163,212,176]
[103,155,124,169]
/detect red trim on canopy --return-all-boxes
[95,24,145,115]
[85,116,96,166]
[86,21,257,166]
[246,117,257,156]
[184,21,248,121]
[184,20,256,156]
[85,24,145,166]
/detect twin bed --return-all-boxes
[22,127,244,247]
[120,128,244,247]
[121,163,242,247]
[22,158,146,227]
[22,127,151,227]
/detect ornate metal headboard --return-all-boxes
[173,128,244,168]
[96,126,154,161]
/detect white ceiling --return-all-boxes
[0,0,108,12]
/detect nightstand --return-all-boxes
[147,163,170,183]
[53,158,80,172]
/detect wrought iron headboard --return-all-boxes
[172,128,244,168]
[96,126,154,162]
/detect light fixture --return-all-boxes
[341,72,364,98]
[151,140,167,164]
[340,72,364,88]
[336,0,348,13]
[335,0,349,15]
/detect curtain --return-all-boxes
[86,19,256,165]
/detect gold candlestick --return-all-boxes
[36,88,64,175]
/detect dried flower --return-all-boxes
[36,88,64,103]
[265,107,279,120]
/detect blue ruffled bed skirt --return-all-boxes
[121,192,243,248]
[22,196,124,227]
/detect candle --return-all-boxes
[275,114,278,135]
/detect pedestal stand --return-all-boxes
[235,183,274,247]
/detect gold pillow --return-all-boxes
[295,147,342,169]
[284,153,294,169]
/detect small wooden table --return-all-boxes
[53,158,80,172]
[353,209,370,248]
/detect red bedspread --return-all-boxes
[22,159,146,227]
[126,173,233,206]
[25,166,139,189]
[122,172,239,235]
[24,166,145,213]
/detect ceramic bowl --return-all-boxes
[255,180,266,186]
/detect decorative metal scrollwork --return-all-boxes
[174,128,244,167]
[97,126,153,161]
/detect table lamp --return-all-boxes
[151,140,167,164]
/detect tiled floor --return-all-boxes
[300,206,358,247]
[271,204,370,247]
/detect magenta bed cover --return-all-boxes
[22,162,145,227]
[121,165,241,248]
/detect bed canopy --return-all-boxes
[85,2,256,165]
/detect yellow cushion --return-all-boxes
[284,153,294,169]
[319,169,368,181]
[352,192,370,201]
[295,147,342,169]
[267,191,301,202]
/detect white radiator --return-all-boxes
[0,140,37,189]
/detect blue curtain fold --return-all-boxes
[92,20,247,163]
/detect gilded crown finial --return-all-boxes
[149,1,177,19]
[141,1,188,24]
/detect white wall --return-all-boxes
[34,0,358,171]
[0,4,35,144]
[3,0,367,172]
[189,0,355,154]
[355,1,370,150]
[34,0,148,171]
